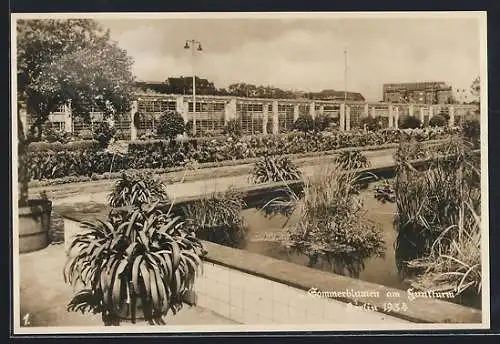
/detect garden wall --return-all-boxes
[61,217,482,325]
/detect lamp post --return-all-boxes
[184,39,203,136]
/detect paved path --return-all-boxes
[18,244,238,328]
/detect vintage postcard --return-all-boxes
[11,11,489,334]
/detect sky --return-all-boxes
[98,14,482,101]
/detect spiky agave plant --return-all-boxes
[335,150,370,170]
[250,155,302,184]
[63,203,204,325]
[108,171,169,207]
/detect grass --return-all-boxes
[265,163,386,278]
[395,133,481,300]
[182,187,248,248]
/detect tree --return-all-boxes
[293,114,315,134]
[16,19,135,205]
[156,111,186,140]
[471,76,480,104]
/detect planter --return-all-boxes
[115,290,197,323]
[18,199,52,254]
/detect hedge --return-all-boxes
[28,140,100,152]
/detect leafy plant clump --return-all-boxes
[250,155,302,184]
[182,188,247,248]
[108,171,169,208]
[64,204,204,325]
[42,128,72,144]
[156,111,186,140]
[373,179,395,203]
[335,150,370,170]
[280,164,385,277]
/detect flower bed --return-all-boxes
[26,128,460,182]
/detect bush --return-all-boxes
[223,119,242,137]
[250,155,302,184]
[313,115,331,131]
[107,170,169,207]
[428,114,447,127]
[359,116,383,131]
[156,111,186,140]
[293,114,315,133]
[182,188,247,248]
[28,140,99,152]
[92,121,116,148]
[399,115,422,129]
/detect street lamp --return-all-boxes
[184,39,203,136]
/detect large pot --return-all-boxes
[18,199,52,254]
[116,290,197,323]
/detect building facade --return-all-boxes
[20,93,478,141]
[383,81,453,104]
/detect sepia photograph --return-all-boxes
[11,11,489,333]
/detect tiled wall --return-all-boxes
[194,262,411,325]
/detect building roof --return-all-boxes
[307,89,365,101]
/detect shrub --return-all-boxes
[399,115,421,129]
[293,114,315,133]
[359,116,383,131]
[428,114,447,127]
[313,115,331,131]
[92,121,116,149]
[182,188,247,248]
[250,155,302,184]
[64,204,204,325]
[335,150,370,170]
[28,140,99,152]
[223,119,242,137]
[156,111,186,140]
[108,171,169,208]
[282,164,385,277]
